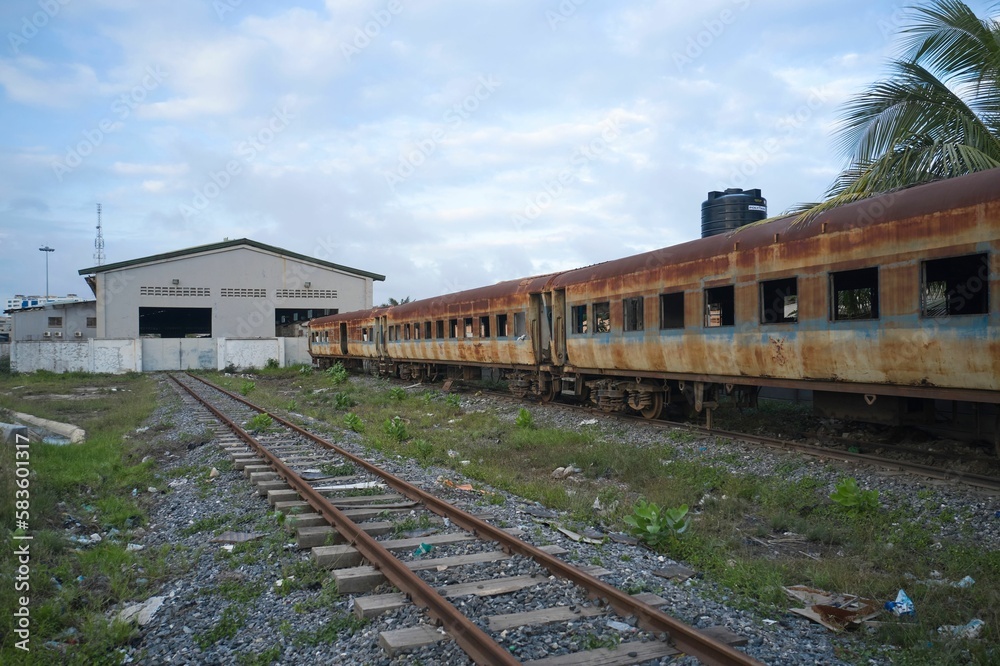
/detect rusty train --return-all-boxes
[309,169,1000,448]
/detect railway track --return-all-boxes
[475,388,1000,493]
[167,372,763,666]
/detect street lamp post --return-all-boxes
[39,246,55,300]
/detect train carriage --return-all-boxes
[310,169,1000,448]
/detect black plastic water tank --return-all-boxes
[701,188,767,238]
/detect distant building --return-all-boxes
[9,301,97,342]
[77,238,384,339]
[5,294,86,311]
[0,315,10,342]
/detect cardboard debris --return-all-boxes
[438,477,484,493]
[652,564,697,582]
[557,527,604,545]
[784,585,880,632]
[118,596,165,626]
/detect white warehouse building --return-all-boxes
[77,238,384,339]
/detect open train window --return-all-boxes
[436,320,444,339]
[388,326,395,342]
[831,268,879,320]
[760,277,798,324]
[448,319,458,338]
[413,323,420,340]
[922,253,989,316]
[479,315,491,338]
[424,321,432,339]
[704,286,734,327]
[464,317,474,337]
[496,314,509,337]
[593,302,610,333]
[395,324,401,341]
[623,297,644,332]
[659,292,684,329]
[513,312,527,338]
[571,305,588,334]
[404,323,411,340]
[362,328,369,342]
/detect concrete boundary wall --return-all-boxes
[11,337,310,374]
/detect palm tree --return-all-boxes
[799,0,1000,215]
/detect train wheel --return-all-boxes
[640,392,663,420]
[540,381,560,404]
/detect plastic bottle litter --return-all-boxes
[954,575,975,588]
[938,619,985,639]
[413,542,433,557]
[884,589,914,616]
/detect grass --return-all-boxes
[0,370,181,664]
[188,371,1000,664]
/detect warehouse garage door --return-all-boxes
[139,307,212,338]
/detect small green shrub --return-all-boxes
[624,500,690,550]
[829,477,879,514]
[383,416,408,441]
[514,407,534,429]
[412,439,434,463]
[265,358,280,369]
[239,380,256,396]
[334,392,355,409]
[326,362,349,384]
[343,412,364,433]
[388,387,406,401]
[445,394,461,408]
[246,413,274,432]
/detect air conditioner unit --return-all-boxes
[54,332,63,338]
[74,331,82,338]
[43,331,51,338]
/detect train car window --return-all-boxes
[659,292,684,329]
[623,297,644,332]
[760,278,798,323]
[592,302,611,333]
[479,315,491,338]
[449,319,459,338]
[571,305,588,334]
[496,314,509,337]
[404,323,411,340]
[513,312,527,338]
[464,317,474,337]
[922,253,989,316]
[395,325,401,341]
[831,267,879,320]
[388,326,395,342]
[413,323,420,340]
[435,320,443,338]
[424,321,433,339]
[704,286,734,327]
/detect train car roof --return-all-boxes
[550,167,1000,288]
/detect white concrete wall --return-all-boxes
[11,338,306,374]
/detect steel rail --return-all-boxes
[480,388,1000,492]
[182,372,763,666]
[169,374,521,666]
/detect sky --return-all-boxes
[1,0,990,306]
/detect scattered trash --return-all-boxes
[413,543,433,557]
[938,619,985,639]
[147,486,158,494]
[447,450,459,458]
[579,419,598,426]
[763,619,779,626]
[955,575,975,588]
[909,573,975,588]
[168,479,188,488]
[211,531,266,544]
[117,596,165,626]
[221,544,235,552]
[134,426,149,434]
[208,468,220,479]
[784,585,881,632]
[126,543,144,552]
[606,620,636,632]
[884,589,915,617]
[551,466,581,479]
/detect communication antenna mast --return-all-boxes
[94,203,106,266]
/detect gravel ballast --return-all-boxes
[102,376,997,665]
